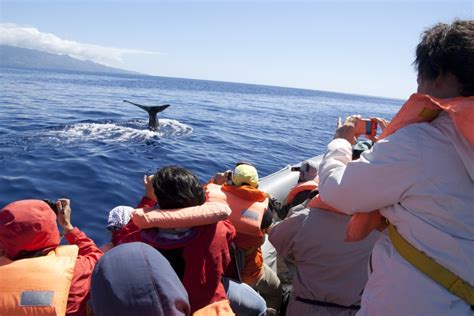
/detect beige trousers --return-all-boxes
[253,263,283,310]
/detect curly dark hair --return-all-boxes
[414,20,474,96]
[152,165,205,209]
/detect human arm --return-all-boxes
[211,170,232,185]
[137,175,159,208]
[319,125,421,214]
[64,230,103,315]
[55,199,103,315]
[56,199,103,260]
[143,174,157,201]
[132,202,232,229]
[56,199,74,234]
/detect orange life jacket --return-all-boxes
[206,183,268,237]
[286,180,318,205]
[206,183,268,285]
[307,194,342,213]
[0,245,78,316]
[329,94,474,241]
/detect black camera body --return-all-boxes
[43,199,59,215]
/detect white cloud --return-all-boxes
[0,22,159,65]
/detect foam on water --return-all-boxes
[46,119,193,143]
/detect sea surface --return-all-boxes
[0,67,403,245]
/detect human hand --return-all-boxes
[144,175,157,201]
[334,115,360,145]
[373,117,390,131]
[367,117,390,142]
[213,170,231,185]
[56,198,74,233]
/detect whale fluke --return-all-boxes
[123,100,170,131]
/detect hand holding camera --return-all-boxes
[355,118,378,137]
[56,198,74,233]
[335,115,389,143]
[43,198,74,233]
[143,174,157,201]
[335,115,360,144]
[213,170,232,185]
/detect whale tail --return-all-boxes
[123,100,170,131]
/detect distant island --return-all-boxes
[0,45,141,75]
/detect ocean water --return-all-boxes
[0,67,403,244]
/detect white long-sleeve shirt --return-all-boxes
[318,113,474,315]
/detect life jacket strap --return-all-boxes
[388,223,474,306]
[295,297,360,310]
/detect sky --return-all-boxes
[0,1,472,99]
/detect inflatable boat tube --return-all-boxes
[259,154,323,202]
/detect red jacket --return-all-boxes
[0,200,103,316]
[65,227,104,316]
[112,197,236,312]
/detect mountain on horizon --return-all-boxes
[0,45,141,75]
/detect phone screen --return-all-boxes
[365,120,373,135]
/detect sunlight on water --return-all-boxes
[46,119,193,143]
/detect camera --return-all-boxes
[43,199,59,215]
[355,118,378,137]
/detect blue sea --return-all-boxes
[0,67,403,245]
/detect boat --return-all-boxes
[259,154,323,202]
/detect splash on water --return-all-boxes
[46,119,193,144]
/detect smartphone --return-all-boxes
[355,118,378,137]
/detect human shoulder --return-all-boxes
[382,120,448,157]
[281,206,309,226]
[363,123,426,164]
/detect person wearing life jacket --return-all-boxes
[276,159,319,220]
[111,165,236,314]
[318,20,474,315]
[89,242,192,316]
[208,162,283,312]
[117,177,268,316]
[0,199,103,316]
[108,204,267,316]
[268,141,380,316]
